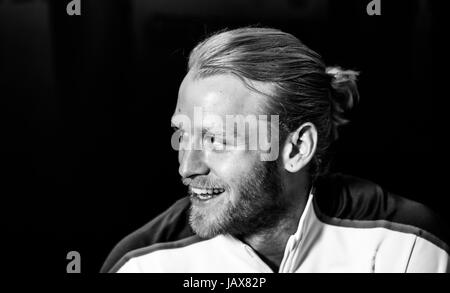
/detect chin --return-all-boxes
[189,214,221,238]
[189,201,231,238]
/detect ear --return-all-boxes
[281,122,318,173]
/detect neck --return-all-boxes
[242,172,311,271]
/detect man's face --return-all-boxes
[172,71,286,238]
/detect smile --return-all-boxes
[189,186,225,201]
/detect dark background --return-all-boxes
[1,0,440,274]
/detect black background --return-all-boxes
[1,0,441,274]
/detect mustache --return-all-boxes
[182,177,228,189]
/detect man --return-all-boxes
[103,27,449,273]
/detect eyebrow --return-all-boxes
[170,118,245,139]
[202,127,225,137]
[170,123,228,138]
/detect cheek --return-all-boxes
[206,151,260,186]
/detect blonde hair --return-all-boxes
[189,27,359,178]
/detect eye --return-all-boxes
[203,134,215,145]
[204,134,225,150]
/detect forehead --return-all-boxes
[175,71,271,118]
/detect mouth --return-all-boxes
[189,186,226,201]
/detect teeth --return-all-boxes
[190,187,225,198]
[191,187,207,194]
[198,194,212,200]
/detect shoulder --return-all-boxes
[111,235,206,273]
[112,235,242,273]
[313,173,449,253]
[101,196,194,272]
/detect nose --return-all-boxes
[178,149,209,179]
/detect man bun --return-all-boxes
[326,67,360,139]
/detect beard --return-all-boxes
[187,160,287,239]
